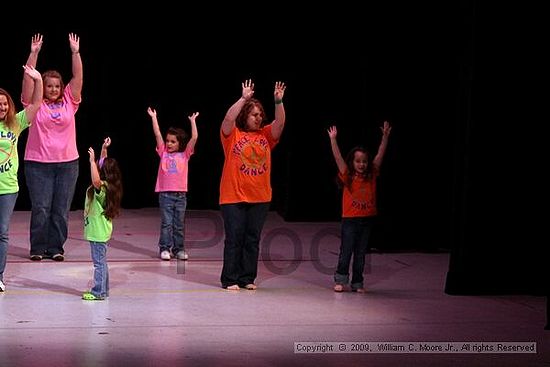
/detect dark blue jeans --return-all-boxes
[158,192,187,255]
[220,202,269,288]
[334,216,375,290]
[25,160,79,257]
[0,193,18,282]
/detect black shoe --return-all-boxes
[30,255,43,261]
[52,254,65,261]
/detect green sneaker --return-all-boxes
[82,292,104,301]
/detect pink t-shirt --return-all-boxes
[155,143,194,192]
[24,85,80,162]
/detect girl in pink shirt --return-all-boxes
[147,107,198,261]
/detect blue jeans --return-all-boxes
[0,193,18,282]
[334,217,375,290]
[220,202,270,288]
[90,241,109,298]
[25,160,79,256]
[158,192,187,255]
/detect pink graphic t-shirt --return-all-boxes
[155,142,194,192]
[24,85,80,162]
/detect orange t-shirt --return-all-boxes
[219,125,278,204]
[339,170,379,218]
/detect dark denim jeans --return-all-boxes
[25,160,79,257]
[90,241,109,298]
[220,202,269,288]
[0,193,18,281]
[334,216,375,290]
[158,192,187,255]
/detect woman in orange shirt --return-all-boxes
[219,79,286,290]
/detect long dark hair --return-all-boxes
[337,146,374,189]
[87,158,123,220]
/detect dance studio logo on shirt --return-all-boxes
[232,135,269,176]
[48,101,63,120]
[162,153,181,175]
[166,155,178,174]
[0,131,17,173]
[351,186,374,211]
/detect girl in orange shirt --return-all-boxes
[327,122,391,292]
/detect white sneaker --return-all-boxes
[176,251,188,260]
[0,280,5,292]
[160,250,171,260]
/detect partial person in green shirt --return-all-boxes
[0,65,43,293]
[82,137,123,301]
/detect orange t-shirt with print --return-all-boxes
[339,170,379,218]
[219,125,278,204]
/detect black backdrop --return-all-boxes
[2,2,544,293]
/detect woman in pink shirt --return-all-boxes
[22,33,83,261]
